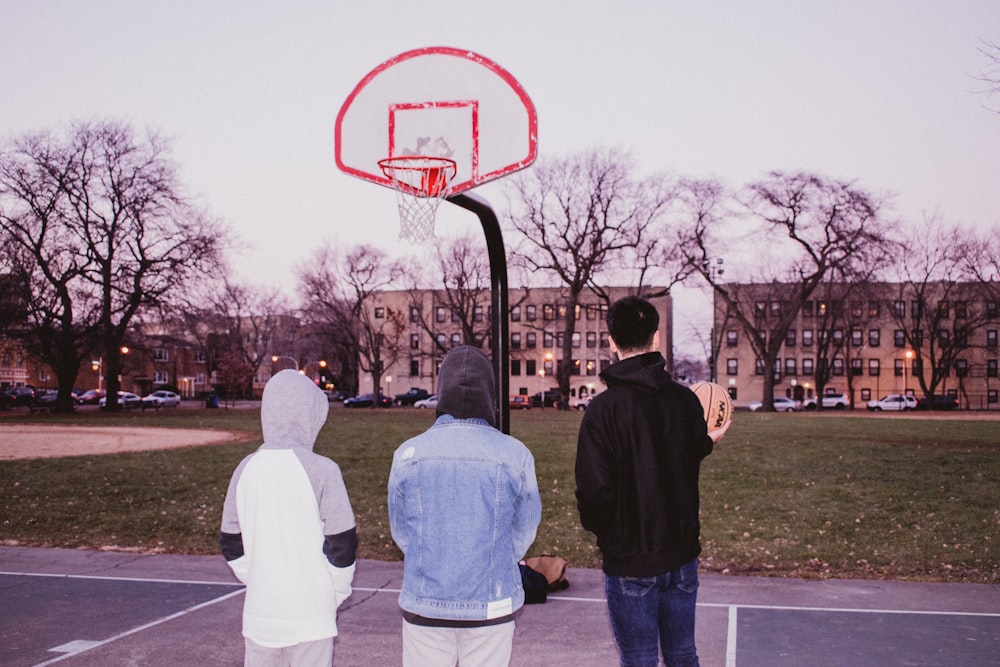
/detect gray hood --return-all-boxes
[260,369,330,450]
[435,345,496,426]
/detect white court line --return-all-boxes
[0,570,242,587]
[30,587,246,667]
[726,606,738,667]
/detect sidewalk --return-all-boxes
[1,546,998,666]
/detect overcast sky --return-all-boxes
[4,1,999,355]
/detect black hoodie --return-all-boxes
[575,351,713,577]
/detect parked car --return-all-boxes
[748,396,799,412]
[29,389,60,412]
[141,390,181,409]
[573,398,591,412]
[76,389,106,405]
[325,389,349,402]
[394,387,432,406]
[414,394,438,409]
[509,395,532,411]
[867,394,917,411]
[1,385,38,410]
[530,389,564,408]
[802,393,850,410]
[99,391,142,409]
[344,393,392,408]
[916,394,959,411]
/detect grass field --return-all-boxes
[1,408,997,583]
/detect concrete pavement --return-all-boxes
[1,546,998,666]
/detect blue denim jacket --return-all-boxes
[388,414,542,622]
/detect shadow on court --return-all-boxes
[1,546,997,666]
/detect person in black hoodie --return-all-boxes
[575,296,727,667]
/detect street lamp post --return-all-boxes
[703,258,724,383]
[904,349,913,394]
[270,355,299,371]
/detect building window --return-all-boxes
[526,359,536,376]
[754,301,766,318]
[451,307,461,323]
[586,359,597,376]
[851,301,864,318]
[154,348,168,362]
[938,329,950,345]
[832,358,845,376]
[196,349,206,363]
[726,330,738,347]
[938,301,949,318]
[911,330,923,346]
[571,359,582,376]
[375,307,385,319]
[543,304,555,321]
[988,301,999,318]
[955,301,967,319]
[989,389,998,404]
[586,305,598,320]
[436,333,447,348]
[473,306,484,322]
[802,358,814,376]
[912,300,924,319]
[988,330,998,348]
[727,359,738,375]
[892,300,905,318]
[543,331,554,348]
[851,329,863,347]
[861,388,872,401]
[526,332,537,349]
[586,331,597,348]
[894,359,904,377]
[558,305,568,320]
[154,370,169,384]
[435,307,446,323]
[832,329,844,345]
[802,329,813,347]
[770,301,782,318]
[850,358,863,376]
[803,300,814,317]
[511,359,521,376]
[818,301,829,317]
[450,333,461,348]
[754,358,765,375]
[785,329,796,347]
[511,305,521,322]
[784,358,796,376]
[511,332,521,349]
[869,301,881,317]
[543,358,554,376]
[988,359,998,378]
[410,359,419,377]
[956,359,968,378]
[600,332,610,348]
[410,333,419,350]
[572,332,581,348]
[557,332,565,349]
[868,329,880,347]
[526,304,537,321]
[410,305,420,323]
[894,329,906,347]
[868,359,880,376]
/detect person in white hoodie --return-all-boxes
[220,369,357,666]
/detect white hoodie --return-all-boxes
[220,369,357,646]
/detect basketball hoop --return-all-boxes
[379,156,457,244]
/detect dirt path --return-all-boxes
[0,424,256,460]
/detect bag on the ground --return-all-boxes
[522,555,569,600]
[519,561,550,603]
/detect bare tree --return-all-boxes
[506,147,680,407]
[403,235,493,358]
[299,243,405,405]
[0,120,225,411]
[885,218,991,404]
[681,171,893,410]
[974,38,1000,113]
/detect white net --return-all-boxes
[379,156,457,244]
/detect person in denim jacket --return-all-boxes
[388,345,542,667]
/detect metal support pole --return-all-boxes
[448,192,510,434]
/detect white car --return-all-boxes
[414,394,438,409]
[748,396,799,412]
[98,391,142,408]
[141,390,181,409]
[867,394,917,411]
[802,393,850,410]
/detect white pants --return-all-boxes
[244,636,333,666]
[402,620,515,667]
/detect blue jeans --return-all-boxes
[605,558,700,667]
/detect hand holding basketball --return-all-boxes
[690,382,733,443]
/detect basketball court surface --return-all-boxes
[2,546,997,666]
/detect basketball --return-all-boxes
[690,382,733,433]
